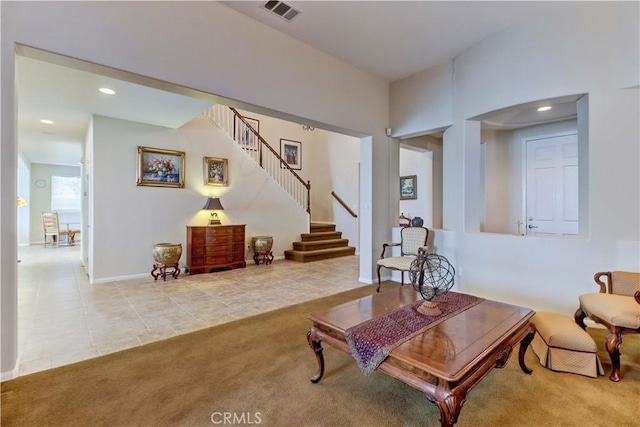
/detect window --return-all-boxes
[51,175,81,211]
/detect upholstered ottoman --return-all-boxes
[530,311,604,378]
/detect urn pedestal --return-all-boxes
[151,243,182,281]
[251,236,274,265]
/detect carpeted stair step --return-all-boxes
[284,246,356,262]
[300,231,342,241]
[292,238,349,251]
[310,222,336,233]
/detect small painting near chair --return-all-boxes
[137,146,185,188]
[400,175,417,200]
[204,157,229,187]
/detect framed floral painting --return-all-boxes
[280,139,302,170]
[204,156,229,186]
[137,146,185,188]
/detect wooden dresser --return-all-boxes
[185,225,246,275]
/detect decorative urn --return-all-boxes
[251,236,273,255]
[152,243,182,266]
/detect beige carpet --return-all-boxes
[2,283,639,426]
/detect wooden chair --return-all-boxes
[42,212,76,247]
[376,226,429,292]
[575,271,640,381]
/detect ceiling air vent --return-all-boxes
[262,1,300,22]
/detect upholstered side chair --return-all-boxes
[376,226,429,292]
[575,271,640,381]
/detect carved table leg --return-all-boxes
[518,328,535,374]
[307,327,325,383]
[606,329,622,382]
[427,388,466,427]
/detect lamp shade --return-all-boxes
[202,197,224,211]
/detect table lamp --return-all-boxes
[202,197,224,225]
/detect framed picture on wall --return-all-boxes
[400,175,417,200]
[204,156,229,186]
[136,146,185,188]
[234,116,260,151]
[280,139,302,170]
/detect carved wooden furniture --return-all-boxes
[185,225,246,275]
[307,286,534,427]
[575,271,640,381]
[376,226,429,292]
[42,212,79,247]
[530,311,603,377]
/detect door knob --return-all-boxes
[528,225,538,229]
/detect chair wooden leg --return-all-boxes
[606,328,623,382]
[376,266,382,292]
[401,271,404,286]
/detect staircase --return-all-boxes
[284,222,356,262]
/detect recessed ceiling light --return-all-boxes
[40,119,54,124]
[99,88,116,95]
[537,106,552,112]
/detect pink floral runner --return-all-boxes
[345,292,483,375]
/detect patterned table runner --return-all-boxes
[345,291,484,375]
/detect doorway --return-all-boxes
[525,132,578,236]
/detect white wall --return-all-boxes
[1,1,391,375]
[90,115,308,282]
[17,158,30,246]
[390,2,639,317]
[390,62,453,138]
[399,148,432,227]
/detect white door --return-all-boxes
[525,132,578,237]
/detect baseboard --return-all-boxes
[90,272,154,285]
[1,366,19,382]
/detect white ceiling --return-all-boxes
[221,1,587,82]
[17,1,588,167]
[17,56,212,167]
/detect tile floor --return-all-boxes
[16,245,366,376]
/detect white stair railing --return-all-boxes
[203,105,311,214]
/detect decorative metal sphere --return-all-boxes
[409,249,455,301]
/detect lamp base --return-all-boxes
[208,219,221,225]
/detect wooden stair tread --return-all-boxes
[292,239,349,251]
[310,222,336,233]
[301,231,342,241]
[284,246,356,262]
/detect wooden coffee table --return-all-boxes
[307,286,535,427]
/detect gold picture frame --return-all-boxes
[137,146,185,188]
[204,156,229,186]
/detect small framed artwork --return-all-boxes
[204,156,229,187]
[234,116,260,151]
[137,146,185,188]
[400,175,417,200]
[280,139,302,170]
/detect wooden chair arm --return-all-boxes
[594,271,610,293]
[380,242,400,259]
[634,291,640,305]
